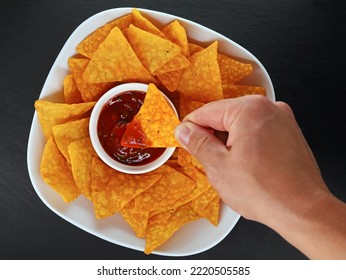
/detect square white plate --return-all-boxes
[27,7,275,257]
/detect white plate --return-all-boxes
[27,7,275,257]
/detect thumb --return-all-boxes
[174,121,228,167]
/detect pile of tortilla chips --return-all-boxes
[34,8,266,254]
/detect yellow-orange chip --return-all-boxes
[188,43,204,56]
[40,137,80,202]
[179,93,205,120]
[83,27,155,84]
[132,8,166,39]
[199,196,220,226]
[191,185,219,214]
[121,83,181,148]
[68,58,115,102]
[189,44,253,85]
[153,53,189,75]
[178,41,223,102]
[223,84,266,98]
[150,164,210,217]
[145,203,200,254]
[76,13,134,58]
[161,20,190,57]
[63,74,82,104]
[122,164,195,230]
[52,118,89,163]
[141,164,195,211]
[68,137,98,200]
[156,70,183,92]
[34,100,95,139]
[90,157,161,219]
[121,200,150,238]
[127,25,182,74]
[177,148,192,166]
[218,53,253,84]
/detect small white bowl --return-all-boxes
[89,82,177,174]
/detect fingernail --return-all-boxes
[174,123,191,148]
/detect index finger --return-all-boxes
[183,95,276,132]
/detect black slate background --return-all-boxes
[1,0,345,260]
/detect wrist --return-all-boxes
[267,188,346,259]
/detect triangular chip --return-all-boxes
[156,69,183,92]
[40,137,80,202]
[68,137,98,200]
[121,83,181,148]
[145,203,200,254]
[132,8,166,39]
[34,100,95,139]
[218,53,253,84]
[68,58,114,102]
[52,118,89,163]
[83,27,155,84]
[157,70,183,92]
[150,164,210,217]
[90,157,161,219]
[179,93,205,120]
[178,41,223,102]
[126,25,182,74]
[198,196,220,226]
[120,164,195,236]
[223,84,266,98]
[161,20,190,57]
[188,43,204,55]
[63,74,82,104]
[191,185,219,214]
[153,53,189,75]
[121,199,150,238]
[76,13,134,58]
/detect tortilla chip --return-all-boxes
[145,203,200,254]
[132,8,166,39]
[153,53,189,75]
[121,83,181,148]
[223,84,266,98]
[76,13,134,58]
[34,100,95,139]
[121,199,150,238]
[179,93,205,120]
[191,185,219,214]
[177,148,192,166]
[161,20,190,57]
[150,164,210,217]
[198,196,220,226]
[63,74,82,104]
[68,137,98,200]
[40,137,80,202]
[218,53,253,84]
[120,164,195,236]
[178,41,223,102]
[83,27,155,84]
[68,58,114,102]
[52,118,89,163]
[189,43,204,55]
[126,25,182,74]
[90,157,161,219]
[156,70,183,92]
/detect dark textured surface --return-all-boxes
[1,0,345,260]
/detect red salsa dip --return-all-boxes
[97,90,165,166]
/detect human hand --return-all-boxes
[175,95,328,225]
[174,95,346,259]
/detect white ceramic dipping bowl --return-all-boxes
[89,82,177,174]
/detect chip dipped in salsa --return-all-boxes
[97,90,165,165]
